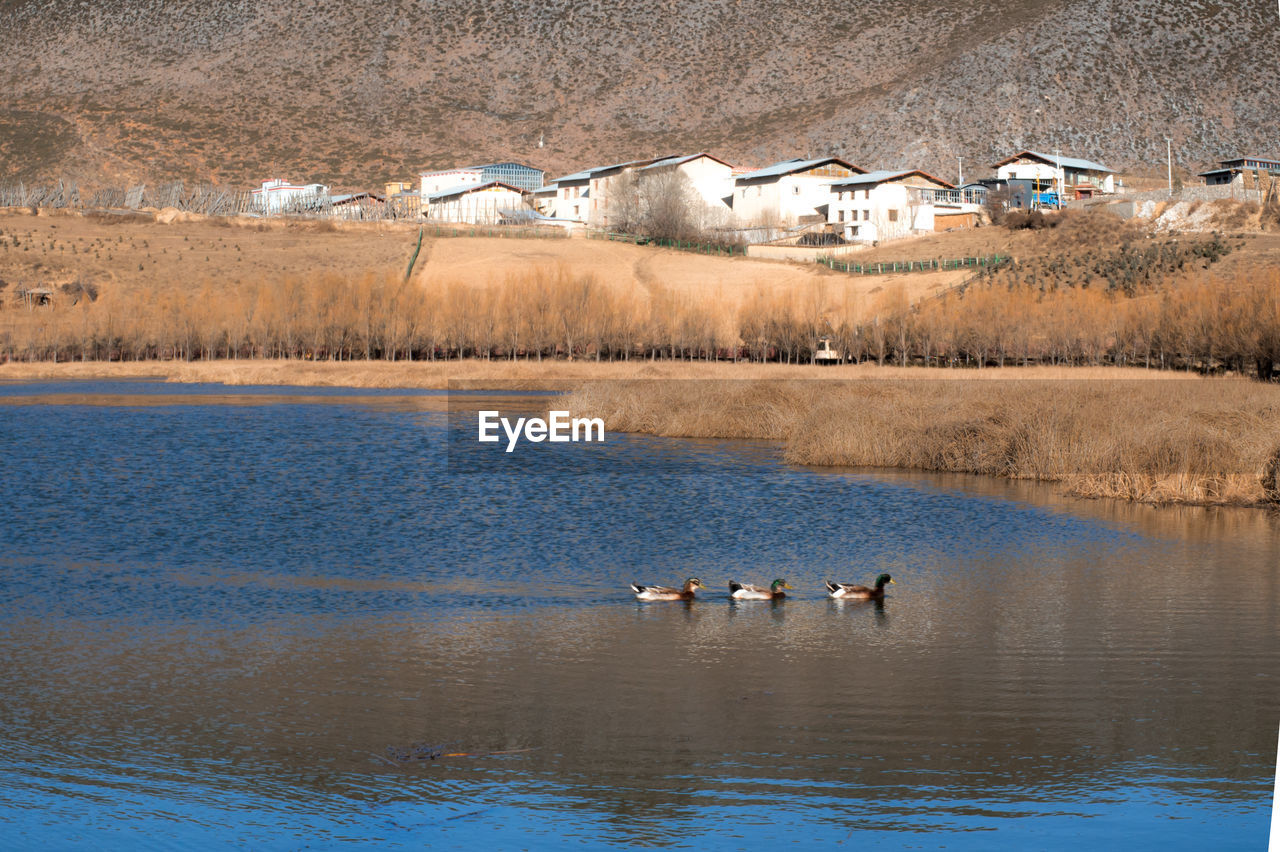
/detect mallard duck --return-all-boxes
[729,579,791,600]
[825,573,895,600]
[630,578,705,601]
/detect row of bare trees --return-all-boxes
[831,268,1280,378]
[3,266,1280,378]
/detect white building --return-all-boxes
[639,153,735,218]
[732,158,864,227]
[419,168,483,197]
[585,158,668,228]
[425,181,529,225]
[992,151,1115,198]
[827,170,981,243]
[542,169,592,221]
[251,179,328,214]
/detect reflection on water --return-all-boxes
[0,383,1277,849]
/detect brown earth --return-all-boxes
[0,210,968,318]
[1,1,1276,188]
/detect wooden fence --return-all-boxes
[817,255,1009,275]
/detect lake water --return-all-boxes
[0,380,1276,849]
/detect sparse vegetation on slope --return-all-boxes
[0,1,1276,186]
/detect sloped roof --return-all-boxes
[329,192,386,204]
[467,161,545,172]
[551,169,592,183]
[641,153,734,171]
[993,150,1114,173]
[734,157,863,182]
[1221,155,1280,166]
[829,169,954,190]
[551,158,665,184]
[426,180,527,202]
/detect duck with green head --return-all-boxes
[825,574,895,600]
[729,579,791,600]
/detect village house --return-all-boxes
[586,158,669,228]
[539,168,591,221]
[537,158,670,225]
[638,153,735,218]
[531,183,559,216]
[383,181,422,219]
[827,170,983,243]
[424,181,529,225]
[251,179,328,214]
[732,158,864,228]
[328,191,386,221]
[1198,156,1280,187]
[419,168,483,197]
[992,150,1115,200]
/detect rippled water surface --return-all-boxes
[0,380,1276,849]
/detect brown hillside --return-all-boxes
[1,1,1277,188]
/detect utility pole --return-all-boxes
[1054,148,1063,210]
[1167,139,1173,197]
[958,156,963,186]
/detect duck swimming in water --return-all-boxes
[729,579,791,600]
[825,574,894,600]
[630,578,705,601]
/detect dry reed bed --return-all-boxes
[3,258,1279,373]
[564,378,1280,506]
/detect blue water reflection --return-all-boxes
[0,383,1276,849]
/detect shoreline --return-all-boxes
[6,359,1277,509]
[0,359,1212,390]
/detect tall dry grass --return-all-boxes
[564,378,1280,506]
[2,258,1280,379]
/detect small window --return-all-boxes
[888,209,899,222]
[793,186,801,195]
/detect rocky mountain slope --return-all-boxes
[1,0,1276,188]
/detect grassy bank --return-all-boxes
[0,360,1186,389]
[563,377,1280,506]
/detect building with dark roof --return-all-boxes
[1199,156,1280,187]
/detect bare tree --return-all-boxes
[984,185,1012,225]
[639,170,701,242]
[605,170,643,233]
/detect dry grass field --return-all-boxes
[0,209,414,300]
[416,233,966,306]
[563,376,1280,507]
[0,209,964,317]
